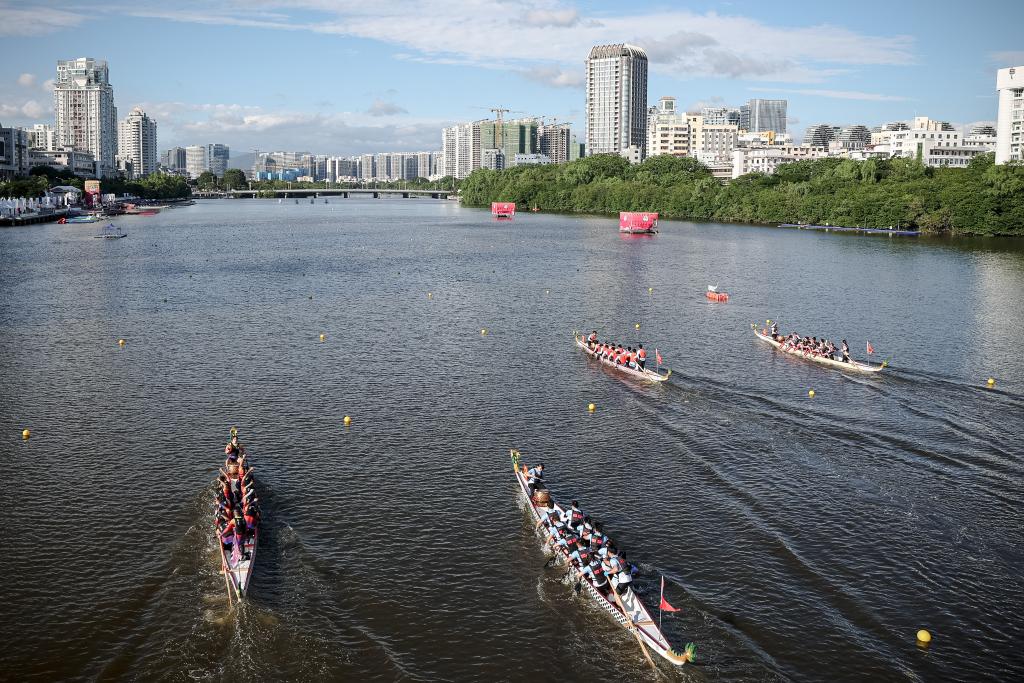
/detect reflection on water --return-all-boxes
[1,199,1022,681]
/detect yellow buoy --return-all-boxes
[917,629,931,645]
[648,287,653,294]
[117,338,126,347]
[545,289,549,294]
[481,328,487,335]
[22,428,31,440]
[987,377,995,387]
[427,292,433,298]
[635,323,640,330]
[808,389,816,398]
[343,415,352,426]
[319,333,326,342]
[587,403,596,412]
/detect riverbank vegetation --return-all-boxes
[460,152,1024,236]
[0,167,191,200]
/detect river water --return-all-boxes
[1,199,1022,682]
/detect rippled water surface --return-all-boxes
[2,199,1022,682]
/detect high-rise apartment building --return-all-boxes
[538,123,571,164]
[694,121,739,163]
[117,107,157,178]
[996,65,1024,164]
[441,122,481,179]
[480,118,539,162]
[185,145,207,178]
[741,99,787,134]
[804,124,840,147]
[163,147,186,171]
[888,116,990,167]
[569,135,586,161]
[585,44,648,159]
[28,124,57,151]
[701,107,741,126]
[647,96,690,157]
[1,123,31,179]
[206,144,229,177]
[54,57,118,176]
[836,125,871,150]
[416,151,440,179]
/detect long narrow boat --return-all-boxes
[510,450,695,667]
[752,325,885,374]
[220,517,258,601]
[574,334,671,382]
[216,435,259,601]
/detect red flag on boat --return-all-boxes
[866,341,875,355]
[659,576,680,612]
[655,349,663,365]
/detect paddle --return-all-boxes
[608,575,657,669]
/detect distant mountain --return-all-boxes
[228,152,254,171]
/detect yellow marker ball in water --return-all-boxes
[987,377,995,387]
[427,292,433,298]
[22,428,31,440]
[808,389,816,398]
[635,323,640,330]
[319,333,326,342]
[917,629,931,645]
[117,338,126,347]
[648,287,653,294]
[343,415,352,426]
[481,328,487,335]
[587,403,596,412]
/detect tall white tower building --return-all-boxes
[117,107,157,178]
[995,65,1024,164]
[54,57,118,177]
[585,44,648,160]
[185,145,207,179]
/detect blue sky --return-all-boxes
[1,0,1022,156]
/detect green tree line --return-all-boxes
[459,153,1024,236]
[0,166,191,200]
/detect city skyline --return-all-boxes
[1,0,1022,155]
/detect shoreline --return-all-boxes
[464,204,1024,240]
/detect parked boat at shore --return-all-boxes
[778,222,920,237]
[510,449,695,668]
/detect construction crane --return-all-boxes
[490,108,511,150]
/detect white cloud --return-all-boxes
[41,78,55,92]
[21,100,44,117]
[522,65,584,88]
[991,51,1024,66]
[113,1,915,84]
[524,8,581,28]
[366,98,408,116]
[751,87,909,102]
[0,5,85,35]
[136,98,446,154]
[17,73,36,87]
